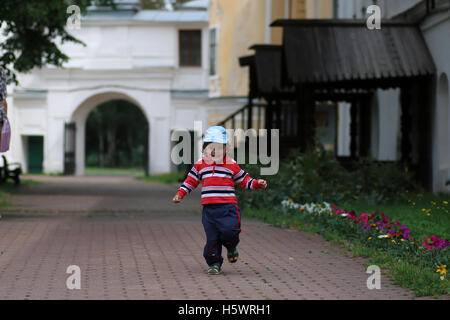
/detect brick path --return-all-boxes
[0,175,422,299]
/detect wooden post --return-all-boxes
[305,88,316,152]
[296,85,305,152]
[265,99,273,131]
[359,95,372,158]
[275,99,282,134]
[350,99,359,159]
[295,84,315,152]
[416,77,433,190]
[400,84,413,164]
[264,99,274,157]
[257,104,262,131]
[247,100,253,130]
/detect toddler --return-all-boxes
[173,126,267,275]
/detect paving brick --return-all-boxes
[0,175,447,300]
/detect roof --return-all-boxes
[134,10,208,22]
[178,0,209,10]
[84,9,208,23]
[271,19,436,85]
[249,45,285,96]
[239,55,255,67]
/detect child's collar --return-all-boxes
[203,154,229,164]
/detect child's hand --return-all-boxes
[173,194,182,203]
[257,179,267,189]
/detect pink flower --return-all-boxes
[422,235,450,250]
[359,213,369,225]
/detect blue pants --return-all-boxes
[202,203,241,266]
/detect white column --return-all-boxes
[149,117,171,174]
[45,117,66,174]
[377,89,401,161]
[337,102,350,156]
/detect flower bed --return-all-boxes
[281,199,449,281]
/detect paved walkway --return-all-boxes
[0,175,421,299]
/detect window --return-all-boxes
[179,30,202,67]
[209,28,217,76]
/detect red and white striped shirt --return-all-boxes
[177,155,262,205]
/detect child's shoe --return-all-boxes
[227,247,239,263]
[207,263,222,275]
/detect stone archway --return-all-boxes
[70,92,150,176]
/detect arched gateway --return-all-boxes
[7,5,213,176]
[69,91,151,176]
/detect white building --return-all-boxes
[4,0,242,176]
[336,0,450,192]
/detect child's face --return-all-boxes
[204,143,226,163]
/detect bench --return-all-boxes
[0,155,22,185]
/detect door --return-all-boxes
[28,136,44,174]
[64,122,76,175]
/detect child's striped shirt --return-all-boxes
[176,155,262,205]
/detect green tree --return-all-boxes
[0,0,115,84]
[86,100,148,169]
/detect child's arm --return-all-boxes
[233,165,267,190]
[173,165,200,203]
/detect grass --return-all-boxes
[339,192,450,241]
[136,172,185,184]
[29,167,186,185]
[0,178,42,192]
[351,244,449,297]
[0,178,42,206]
[85,167,146,176]
[86,167,186,184]
[242,191,450,298]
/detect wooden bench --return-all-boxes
[0,155,22,185]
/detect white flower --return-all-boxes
[378,235,389,239]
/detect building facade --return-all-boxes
[336,0,450,192]
[5,1,213,175]
[5,0,335,175]
[208,0,333,97]
[208,0,335,151]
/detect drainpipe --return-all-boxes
[285,0,290,18]
[314,0,318,18]
[266,0,272,44]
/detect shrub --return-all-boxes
[237,148,423,208]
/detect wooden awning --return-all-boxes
[270,19,436,88]
[248,45,285,97]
